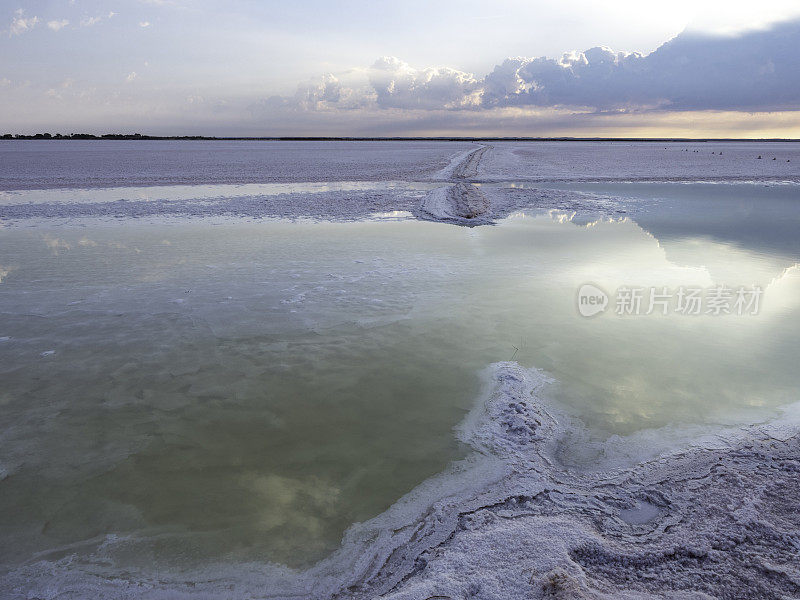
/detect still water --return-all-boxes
[0,183,799,573]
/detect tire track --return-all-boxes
[451,145,490,179]
[418,145,493,225]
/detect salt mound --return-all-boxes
[417,183,491,225]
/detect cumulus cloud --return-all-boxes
[273,19,800,115]
[294,73,344,109]
[482,48,648,110]
[259,73,371,113]
[482,20,800,111]
[368,57,482,110]
[8,10,39,36]
[47,19,69,31]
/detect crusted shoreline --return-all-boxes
[2,364,798,600]
[338,363,800,600]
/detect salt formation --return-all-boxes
[417,183,491,224]
[334,363,800,600]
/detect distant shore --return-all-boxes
[3,133,800,142]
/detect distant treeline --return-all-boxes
[3,133,800,142]
[3,133,205,140]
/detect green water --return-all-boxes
[1,185,799,571]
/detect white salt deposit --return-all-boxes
[3,141,798,228]
[5,362,799,599]
[416,184,491,225]
[2,141,800,599]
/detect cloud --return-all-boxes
[47,19,69,31]
[368,57,482,110]
[273,18,800,115]
[5,14,800,138]
[8,10,39,36]
[260,73,371,112]
[482,21,800,111]
[80,16,102,27]
[294,73,344,108]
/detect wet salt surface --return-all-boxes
[2,142,800,598]
[0,140,474,190]
[618,499,661,525]
[2,140,800,191]
[478,140,800,183]
[0,180,439,205]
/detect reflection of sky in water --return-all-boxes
[0,183,799,574]
[531,182,800,256]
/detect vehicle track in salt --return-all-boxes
[451,144,491,180]
[419,145,493,225]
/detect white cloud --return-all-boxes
[273,18,800,115]
[259,73,372,112]
[8,11,39,36]
[369,57,482,110]
[80,16,102,27]
[294,74,344,109]
[47,19,69,32]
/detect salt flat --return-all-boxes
[2,140,799,192]
[1,141,799,600]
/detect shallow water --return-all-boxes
[1,182,799,579]
[0,181,440,206]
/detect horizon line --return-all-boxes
[3,134,800,142]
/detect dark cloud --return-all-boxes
[483,19,800,111]
[279,19,800,113]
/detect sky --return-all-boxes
[2,0,800,137]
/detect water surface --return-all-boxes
[1,181,799,577]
